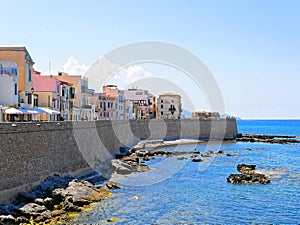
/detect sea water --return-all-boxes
[72,120,300,224]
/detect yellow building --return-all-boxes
[0,47,35,108]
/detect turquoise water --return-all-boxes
[72,120,300,224]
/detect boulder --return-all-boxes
[111,159,135,175]
[136,164,150,172]
[52,188,65,205]
[34,198,45,205]
[237,164,256,174]
[18,203,48,218]
[227,164,271,184]
[106,181,121,190]
[15,216,29,224]
[176,157,188,160]
[43,197,54,210]
[192,158,202,162]
[227,173,270,184]
[0,215,16,225]
[201,152,212,157]
[62,180,113,206]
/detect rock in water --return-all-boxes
[237,164,256,174]
[227,173,270,184]
[201,152,213,157]
[111,159,135,175]
[136,164,150,172]
[227,164,271,184]
[192,158,202,162]
[106,181,121,190]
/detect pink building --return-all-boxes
[32,71,60,120]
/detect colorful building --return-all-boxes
[52,72,94,121]
[32,71,60,121]
[0,47,34,108]
[0,60,19,122]
[0,60,18,107]
[124,88,152,120]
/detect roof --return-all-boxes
[124,90,149,101]
[158,93,181,99]
[0,46,34,62]
[33,73,59,92]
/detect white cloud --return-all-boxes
[85,56,153,91]
[62,56,89,75]
[107,65,153,89]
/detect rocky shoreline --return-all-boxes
[0,174,123,225]
[1,137,290,224]
[0,141,237,225]
[236,133,300,144]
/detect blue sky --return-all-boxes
[1,0,300,118]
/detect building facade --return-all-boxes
[157,93,182,119]
[191,111,220,120]
[53,72,94,121]
[0,60,18,107]
[124,88,152,120]
[0,47,34,108]
[32,71,60,121]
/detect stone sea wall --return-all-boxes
[0,118,237,203]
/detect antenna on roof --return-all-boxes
[48,61,51,75]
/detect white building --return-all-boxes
[157,93,182,119]
[0,60,18,107]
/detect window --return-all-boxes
[70,87,75,98]
[48,96,50,107]
[161,104,163,109]
[34,97,38,107]
[28,68,32,81]
[27,93,32,104]
[161,112,163,115]
[108,102,110,108]
[62,89,65,97]
[161,100,163,103]
[111,102,113,108]
[14,83,17,95]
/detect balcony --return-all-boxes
[81,88,94,95]
[169,106,176,111]
[0,60,18,76]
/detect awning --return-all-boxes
[17,108,39,114]
[4,108,23,114]
[30,107,48,114]
[39,107,60,114]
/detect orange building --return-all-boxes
[191,111,220,120]
[0,47,34,108]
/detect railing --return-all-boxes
[0,67,18,76]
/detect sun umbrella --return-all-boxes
[5,108,23,114]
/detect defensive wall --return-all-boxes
[0,118,237,203]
